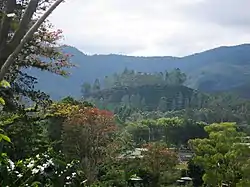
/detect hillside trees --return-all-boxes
[82,68,188,93]
[167,68,187,85]
[157,97,168,112]
[92,78,101,91]
[81,82,92,95]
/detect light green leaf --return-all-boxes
[31,181,42,187]
[0,134,11,143]
[0,80,10,88]
[0,97,5,105]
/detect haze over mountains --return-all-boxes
[28,44,250,99]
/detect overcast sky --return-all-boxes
[49,0,250,57]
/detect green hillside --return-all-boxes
[27,44,250,99]
[83,68,207,112]
[87,85,204,111]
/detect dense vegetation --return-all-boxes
[82,68,205,112]
[2,1,250,187]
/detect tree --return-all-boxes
[187,159,204,187]
[1,111,48,161]
[0,3,74,108]
[93,78,101,91]
[141,142,178,186]
[115,105,133,124]
[157,97,168,112]
[141,97,146,110]
[62,107,118,184]
[157,117,184,146]
[189,122,250,187]
[164,70,169,82]
[81,82,92,96]
[168,68,187,85]
[176,92,184,110]
[103,75,113,89]
[130,94,141,109]
[0,0,65,80]
[126,121,149,145]
[121,94,130,105]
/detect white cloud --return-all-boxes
[49,0,250,56]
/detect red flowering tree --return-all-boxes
[62,107,118,184]
[141,143,179,186]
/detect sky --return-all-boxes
[49,0,250,57]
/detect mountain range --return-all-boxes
[27,44,250,99]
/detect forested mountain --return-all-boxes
[83,68,250,126]
[4,1,250,187]
[82,68,207,112]
[28,44,250,99]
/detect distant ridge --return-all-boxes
[26,43,250,99]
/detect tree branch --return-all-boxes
[0,0,16,58]
[0,0,40,69]
[0,0,65,81]
[8,0,39,54]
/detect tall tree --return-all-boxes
[157,97,168,112]
[93,78,101,91]
[141,142,178,187]
[121,94,130,105]
[62,107,118,184]
[130,94,141,109]
[168,68,187,85]
[0,1,73,108]
[189,122,250,187]
[0,0,65,80]
[103,75,113,89]
[81,82,92,96]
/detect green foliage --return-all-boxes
[126,117,207,146]
[0,133,11,143]
[0,80,11,88]
[0,150,85,186]
[0,80,11,143]
[0,1,74,108]
[88,84,202,112]
[187,159,204,187]
[83,68,188,93]
[122,142,179,187]
[81,82,92,95]
[35,44,250,99]
[2,13,250,187]
[190,122,250,186]
[93,78,101,91]
[0,80,10,106]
